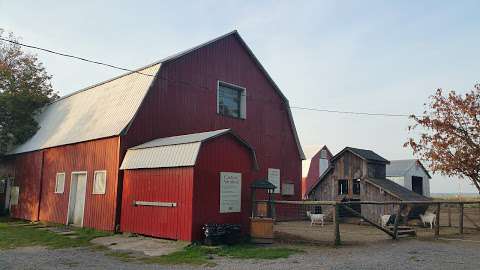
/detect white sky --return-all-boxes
[2,0,479,193]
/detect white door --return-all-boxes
[68,173,87,226]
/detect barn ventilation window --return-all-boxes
[54,173,65,194]
[353,179,361,195]
[338,179,348,195]
[217,81,246,119]
[93,171,107,194]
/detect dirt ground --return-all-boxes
[1,238,480,270]
[274,220,480,245]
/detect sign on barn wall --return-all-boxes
[220,172,242,213]
[268,168,280,193]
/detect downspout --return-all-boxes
[36,150,45,221]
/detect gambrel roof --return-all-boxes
[10,31,305,159]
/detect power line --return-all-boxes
[289,106,412,117]
[0,37,154,77]
[0,37,415,118]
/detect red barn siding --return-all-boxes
[192,135,253,240]
[124,34,301,201]
[13,137,120,231]
[120,168,194,240]
[302,147,333,198]
[11,151,43,220]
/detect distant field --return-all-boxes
[431,193,480,200]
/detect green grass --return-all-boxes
[140,244,302,267]
[0,218,112,250]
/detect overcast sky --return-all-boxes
[2,1,479,193]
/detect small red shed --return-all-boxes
[119,129,258,241]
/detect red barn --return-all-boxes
[301,145,332,199]
[5,31,304,240]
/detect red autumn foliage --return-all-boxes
[405,84,480,194]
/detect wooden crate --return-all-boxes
[250,217,274,243]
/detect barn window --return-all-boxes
[93,171,107,194]
[353,179,361,195]
[54,173,65,194]
[338,179,348,195]
[217,81,246,119]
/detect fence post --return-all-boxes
[447,204,452,227]
[334,203,341,246]
[459,203,464,234]
[435,203,440,237]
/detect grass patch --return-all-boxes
[0,218,112,250]
[140,243,302,266]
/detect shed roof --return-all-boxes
[10,31,304,160]
[386,159,432,179]
[333,147,389,164]
[120,129,258,170]
[366,178,431,201]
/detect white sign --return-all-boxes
[282,183,294,196]
[220,172,242,213]
[268,168,280,193]
[10,186,19,206]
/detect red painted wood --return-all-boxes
[120,167,194,240]
[13,137,120,231]
[124,34,302,202]
[11,151,43,221]
[192,134,254,240]
[302,146,333,198]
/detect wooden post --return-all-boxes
[435,203,440,237]
[393,204,402,240]
[459,203,464,234]
[447,204,452,227]
[334,203,341,246]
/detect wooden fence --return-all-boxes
[256,199,480,246]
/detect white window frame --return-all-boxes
[217,81,247,119]
[92,170,107,195]
[54,172,66,194]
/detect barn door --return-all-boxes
[411,176,423,195]
[68,173,87,226]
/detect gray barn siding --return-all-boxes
[361,182,399,223]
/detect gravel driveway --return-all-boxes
[0,239,478,270]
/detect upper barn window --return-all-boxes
[217,81,246,119]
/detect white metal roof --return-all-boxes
[120,142,201,170]
[120,129,258,170]
[10,64,160,154]
[131,129,230,150]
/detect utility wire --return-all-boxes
[0,37,414,118]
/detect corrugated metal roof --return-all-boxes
[131,129,230,149]
[121,129,259,170]
[386,159,432,178]
[10,64,160,154]
[366,178,431,201]
[120,142,201,170]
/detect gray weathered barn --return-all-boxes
[386,159,431,197]
[307,147,431,223]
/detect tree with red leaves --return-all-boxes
[406,84,480,194]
